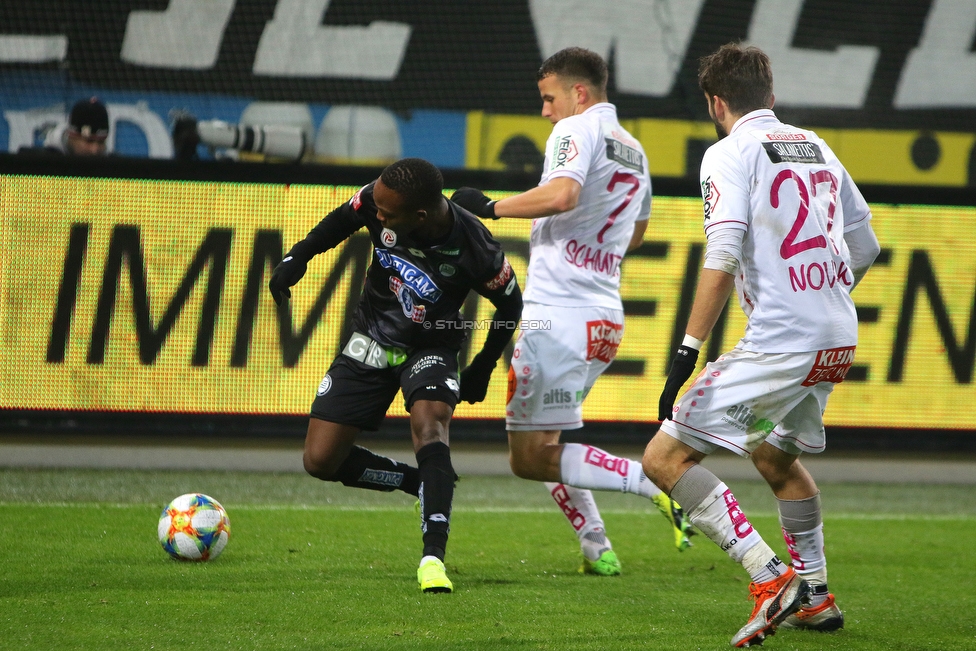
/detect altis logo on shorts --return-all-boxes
[552,135,578,168]
[376,250,443,302]
[542,388,581,407]
[722,404,776,434]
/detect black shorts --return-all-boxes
[310,346,461,431]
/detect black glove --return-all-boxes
[451,187,497,220]
[658,345,700,421]
[459,353,497,404]
[268,252,308,306]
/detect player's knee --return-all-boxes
[751,446,798,490]
[641,439,669,485]
[641,450,662,485]
[508,451,533,479]
[303,450,339,481]
[508,448,547,481]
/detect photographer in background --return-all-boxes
[42,97,110,156]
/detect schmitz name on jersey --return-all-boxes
[762,141,826,164]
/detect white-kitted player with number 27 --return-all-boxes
[642,43,880,647]
[452,46,694,577]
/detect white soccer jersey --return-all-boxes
[700,109,872,352]
[522,103,651,309]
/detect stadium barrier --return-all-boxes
[2,155,975,449]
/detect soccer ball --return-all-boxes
[158,493,231,561]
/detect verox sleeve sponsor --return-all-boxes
[700,145,749,234]
[544,117,594,186]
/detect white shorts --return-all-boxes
[506,303,624,431]
[660,346,855,457]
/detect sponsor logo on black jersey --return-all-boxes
[484,257,513,291]
[439,263,456,277]
[376,249,442,301]
[350,185,367,210]
[317,373,332,396]
[604,138,644,172]
[762,141,826,164]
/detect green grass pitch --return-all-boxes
[2,468,975,650]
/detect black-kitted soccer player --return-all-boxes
[269,158,523,593]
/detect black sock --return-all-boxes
[416,441,455,560]
[331,446,420,495]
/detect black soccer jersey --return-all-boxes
[303,182,517,351]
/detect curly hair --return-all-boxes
[379,157,444,211]
[698,43,774,116]
[537,47,608,95]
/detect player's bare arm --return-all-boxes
[684,268,735,341]
[656,268,733,421]
[492,177,581,218]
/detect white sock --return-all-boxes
[783,526,827,605]
[686,482,788,582]
[782,525,826,578]
[546,482,611,561]
[779,494,828,604]
[560,443,663,498]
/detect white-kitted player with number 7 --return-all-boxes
[452,46,694,577]
[642,43,880,647]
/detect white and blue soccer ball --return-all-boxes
[158,493,231,561]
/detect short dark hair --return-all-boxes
[379,157,444,211]
[698,43,773,116]
[537,47,608,95]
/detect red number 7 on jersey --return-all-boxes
[598,171,641,243]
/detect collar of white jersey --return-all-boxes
[581,102,616,116]
[729,109,778,134]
